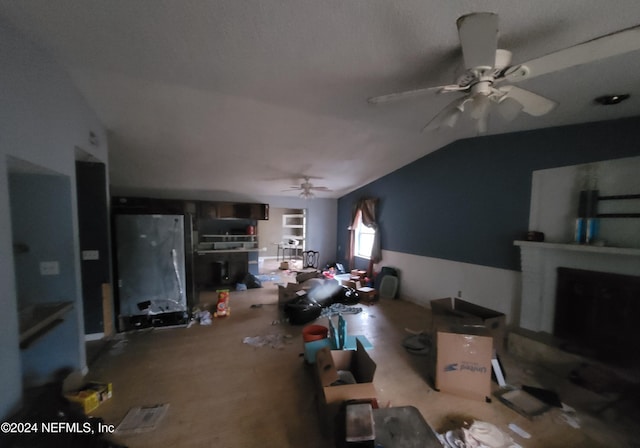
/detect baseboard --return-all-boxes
[84,332,105,341]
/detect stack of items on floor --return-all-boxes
[278,265,402,325]
[300,315,444,446]
[277,272,361,325]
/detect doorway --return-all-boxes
[257,208,306,273]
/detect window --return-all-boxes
[354,212,375,259]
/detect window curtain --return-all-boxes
[347,197,381,276]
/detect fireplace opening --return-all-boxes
[554,267,640,367]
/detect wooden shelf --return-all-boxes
[596,193,640,218]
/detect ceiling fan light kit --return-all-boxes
[369,12,640,134]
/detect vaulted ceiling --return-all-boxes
[2,1,640,198]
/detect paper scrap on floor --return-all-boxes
[116,403,169,434]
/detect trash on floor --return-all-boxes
[115,403,169,435]
[442,420,519,448]
[554,403,581,429]
[242,334,292,349]
[402,333,431,356]
[494,387,551,419]
[256,273,281,282]
[65,382,113,414]
[188,309,212,327]
[508,423,531,439]
[319,302,362,317]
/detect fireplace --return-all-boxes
[554,267,640,364]
[514,240,640,333]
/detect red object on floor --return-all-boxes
[303,324,329,342]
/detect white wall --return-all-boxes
[530,156,640,248]
[375,250,522,325]
[0,21,107,419]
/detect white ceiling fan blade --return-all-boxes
[367,84,465,104]
[498,85,557,116]
[507,25,640,81]
[456,12,499,69]
[497,97,524,121]
[423,96,469,132]
[309,186,332,191]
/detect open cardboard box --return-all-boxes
[433,325,493,402]
[315,339,377,432]
[430,297,506,355]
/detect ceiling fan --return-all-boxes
[282,176,332,199]
[368,12,640,133]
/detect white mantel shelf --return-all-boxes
[514,240,640,256]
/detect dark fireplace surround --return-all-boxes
[554,267,640,364]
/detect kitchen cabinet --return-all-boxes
[199,202,269,220]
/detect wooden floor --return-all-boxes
[85,273,634,447]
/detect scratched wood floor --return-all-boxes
[84,269,632,448]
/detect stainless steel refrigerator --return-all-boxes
[115,214,189,329]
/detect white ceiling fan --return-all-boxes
[282,176,332,199]
[368,12,640,133]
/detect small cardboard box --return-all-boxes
[434,327,493,402]
[65,382,113,414]
[430,298,506,355]
[315,339,377,432]
[357,287,376,304]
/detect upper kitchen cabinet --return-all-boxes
[112,196,192,215]
[200,202,269,220]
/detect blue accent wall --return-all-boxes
[338,116,640,271]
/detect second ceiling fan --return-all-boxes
[368,12,640,133]
[282,176,332,199]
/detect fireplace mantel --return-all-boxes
[514,240,640,333]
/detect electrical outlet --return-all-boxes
[40,261,60,276]
[457,290,462,298]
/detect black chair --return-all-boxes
[302,250,320,269]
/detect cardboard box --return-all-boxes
[435,327,493,401]
[357,287,376,304]
[65,382,113,414]
[340,279,361,289]
[430,298,506,355]
[315,339,377,432]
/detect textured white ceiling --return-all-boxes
[2,1,640,197]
